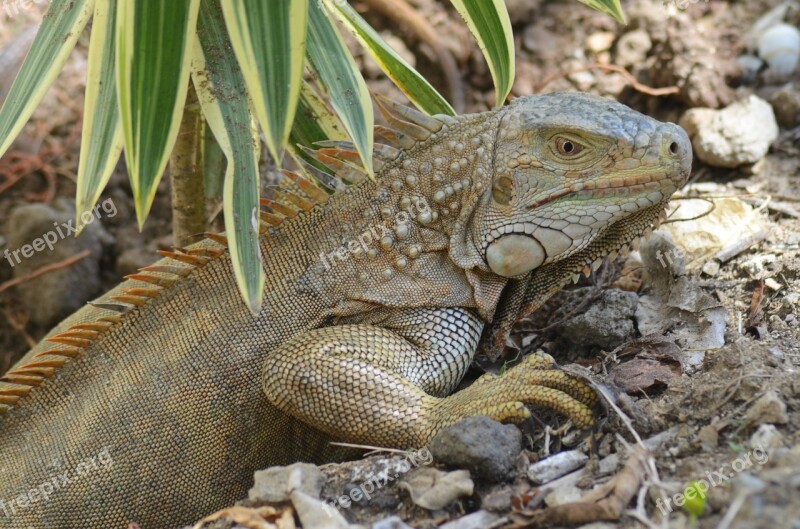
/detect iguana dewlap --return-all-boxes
[0,92,691,528]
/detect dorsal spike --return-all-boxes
[0,374,46,386]
[204,232,229,247]
[58,329,100,340]
[296,158,348,191]
[275,190,315,212]
[110,295,148,307]
[157,250,209,267]
[120,288,160,299]
[72,322,113,332]
[140,265,192,277]
[88,302,134,313]
[47,335,91,348]
[259,211,285,227]
[20,358,68,369]
[34,348,81,359]
[281,170,330,204]
[298,148,367,186]
[98,315,122,324]
[373,93,443,133]
[374,97,433,142]
[10,366,56,378]
[184,247,224,258]
[260,198,299,219]
[373,143,401,161]
[375,125,416,150]
[125,273,177,288]
[0,386,33,397]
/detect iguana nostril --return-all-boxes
[669,141,679,155]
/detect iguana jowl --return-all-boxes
[0,92,691,528]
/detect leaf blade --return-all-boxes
[194,0,264,314]
[221,0,307,164]
[306,0,373,175]
[448,0,514,108]
[116,0,202,228]
[76,0,124,233]
[0,0,94,158]
[576,0,626,24]
[324,0,454,117]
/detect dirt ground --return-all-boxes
[0,0,798,528]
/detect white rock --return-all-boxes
[680,96,779,168]
[528,451,589,485]
[758,23,800,81]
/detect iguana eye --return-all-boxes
[554,137,584,157]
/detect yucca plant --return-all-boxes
[0,0,624,314]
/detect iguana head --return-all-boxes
[461,92,691,279]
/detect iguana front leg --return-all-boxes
[263,307,596,448]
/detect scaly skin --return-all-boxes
[0,93,691,528]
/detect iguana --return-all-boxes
[0,92,691,529]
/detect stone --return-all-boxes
[679,96,779,168]
[744,390,789,426]
[249,462,326,503]
[430,416,522,482]
[5,198,111,332]
[769,83,800,128]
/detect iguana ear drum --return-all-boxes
[486,234,545,277]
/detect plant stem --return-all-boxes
[169,80,206,247]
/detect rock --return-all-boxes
[115,246,159,277]
[769,83,800,128]
[586,32,615,53]
[757,23,800,82]
[400,468,474,510]
[555,289,638,350]
[430,416,522,482]
[372,516,413,529]
[544,485,583,507]
[679,95,779,168]
[750,424,785,452]
[615,29,652,68]
[439,510,499,529]
[5,198,111,331]
[528,450,589,485]
[249,462,326,503]
[291,490,360,529]
[504,0,538,24]
[744,390,789,427]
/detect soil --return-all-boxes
[0,1,798,528]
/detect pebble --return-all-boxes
[430,416,522,482]
[750,424,785,452]
[249,462,325,503]
[528,450,589,485]
[544,485,583,507]
[680,95,779,168]
[744,390,789,426]
[769,83,800,128]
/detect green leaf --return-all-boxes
[193,0,264,315]
[306,1,373,176]
[76,0,124,233]
[577,0,626,24]
[0,0,94,158]
[448,0,514,108]
[116,0,201,228]
[221,0,307,164]
[290,82,348,156]
[323,0,454,117]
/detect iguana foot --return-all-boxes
[423,352,597,438]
